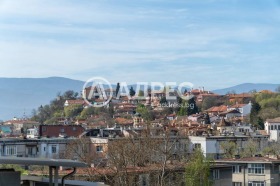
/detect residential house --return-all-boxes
[197,93,222,102]
[265,117,280,141]
[228,102,252,117]
[216,117,233,133]
[64,99,85,107]
[39,125,85,138]
[189,135,269,159]
[219,109,242,119]
[228,93,253,104]
[0,138,73,159]
[216,156,280,186]
[206,105,228,116]
[3,119,40,135]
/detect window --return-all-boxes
[233,182,242,186]
[248,181,264,186]
[60,128,65,133]
[278,125,280,130]
[96,146,103,152]
[27,147,33,155]
[73,127,76,131]
[248,164,264,174]
[42,126,46,132]
[194,143,201,149]
[51,145,57,154]
[233,165,242,173]
[6,145,17,156]
[212,169,219,180]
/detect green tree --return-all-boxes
[178,100,188,116]
[129,86,136,97]
[116,82,120,97]
[240,139,259,158]
[262,142,280,156]
[201,97,216,111]
[64,104,83,118]
[80,107,95,119]
[138,90,144,97]
[204,113,211,124]
[136,104,153,121]
[250,101,264,129]
[188,97,199,115]
[220,141,237,158]
[160,96,167,104]
[62,90,79,99]
[185,148,213,186]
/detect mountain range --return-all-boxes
[0,77,279,120]
[212,83,280,95]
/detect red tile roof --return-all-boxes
[266,117,280,123]
[66,99,85,105]
[206,105,227,113]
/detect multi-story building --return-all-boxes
[265,117,280,141]
[0,138,73,158]
[216,156,280,186]
[189,134,269,159]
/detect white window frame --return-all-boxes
[248,163,264,174]
[248,181,265,186]
[213,169,220,180]
[5,145,17,156]
[51,145,57,154]
[96,146,103,152]
[233,165,242,173]
[233,182,242,186]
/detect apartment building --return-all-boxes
[216,156,280,186]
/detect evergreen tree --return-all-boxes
[129,86,136,97]
[204,113,211,124]
[116,82,120,97]
[250,101,263,129]
[160,96,167,104]
[187,97,199,115]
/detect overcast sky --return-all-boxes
[0,0,279,90]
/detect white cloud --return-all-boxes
[0,0,279,89]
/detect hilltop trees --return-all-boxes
[249,92,280,128]
[31,90,113,124]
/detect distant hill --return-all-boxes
[212,83,280,95]
[1,78,279,120]
[0,77,84,120]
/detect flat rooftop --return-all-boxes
[0,157,87,167]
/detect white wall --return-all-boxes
[242,103,252,116]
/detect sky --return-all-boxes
[0,0,280,90]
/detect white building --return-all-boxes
[189,134,268,159]
[228,102,252,117]
[265,117,280,141]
